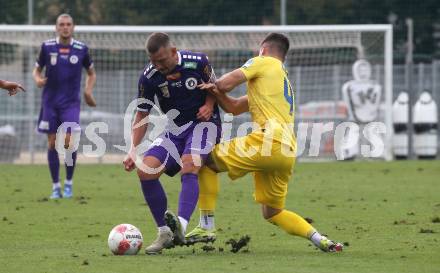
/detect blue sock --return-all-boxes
[140,179,167,227]
[47,149,59,183]
[178,173,199,222]
[65,151,77,181]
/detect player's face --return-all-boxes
[149,46,178,75]
[56,17,74,39]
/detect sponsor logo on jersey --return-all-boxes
[73,44,83,50]
[158,82,170,98]
[50,53,58,65]
[185,77,198,90]
[69,55,79,64]
[171,81,183,88]
[183,62,197,69]
[59,48,70,54]
[242,59,254,68]
[60,55,68,60]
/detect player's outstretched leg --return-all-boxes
[169,155,202,246]
[267,208,343,252]
[138,156,174,254]
[141,178,174,254]
[186,166,218,244]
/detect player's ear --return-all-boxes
[170,46,177,56]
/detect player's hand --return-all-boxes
[198,82,222,97]
[2,81,25,96]
[123,149,137,172]
[36,77,47,88]
[84,92,97,107]
[197,104,214,121]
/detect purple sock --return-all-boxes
[178,173,199,222]
[140,179,167,227]
[47,149,59,183]
[65,151,77,180]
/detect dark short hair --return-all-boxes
[261,33,290,57]
[146,32,170,54]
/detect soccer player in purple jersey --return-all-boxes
[32,14,97,199]
[122,32,221,254]
[0,79,25,96]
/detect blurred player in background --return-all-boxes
[0,79,25,96]
[191,33,343,252]
[122,32,221,254]
[341,59,382,159]
[33,14,97,199]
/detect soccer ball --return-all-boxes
[108,224,143,255]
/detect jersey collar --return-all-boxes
[56,37,74,46]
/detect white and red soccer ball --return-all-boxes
[108,224,143,255]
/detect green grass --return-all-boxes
[1,161,440,273]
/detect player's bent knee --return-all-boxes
[261,204,282,219]
[137,168,161,180]
[136,156,164,180]
[181,155,201,174]
[181,162,200,174]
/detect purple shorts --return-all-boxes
[145,121,221,177]
[37,104,80,134]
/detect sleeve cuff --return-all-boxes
[136,107,150,112]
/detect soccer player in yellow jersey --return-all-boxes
[186,33,343,252]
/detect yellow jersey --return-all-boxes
[239,56,295,147]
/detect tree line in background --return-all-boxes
[1,0,439,59]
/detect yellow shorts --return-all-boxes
[211,130,296,209]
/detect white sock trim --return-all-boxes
[52,182,61,190]
[200,214,215,230]
[65,179,73,185]
[310,231,323,247]
[178,216,188,233]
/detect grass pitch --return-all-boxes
[1,161,439,273]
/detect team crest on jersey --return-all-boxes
[158,82,170,98]
[185,77,197,90]
[69,55,79,64]
[50,53,58,65]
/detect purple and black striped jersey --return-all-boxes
[137,50,220,126]
[36,37,93,107]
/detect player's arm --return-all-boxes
[123,110,149,172]
[0,80,25,96]
[32,66,47,88]
[197,54,218,121]
[33,44,47,88]
[197,93,216,121]
[198,82,249,115]
[215,93,249,116]
[215,69,247,93]
[84,67,97,107]
[123,76,153,171]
